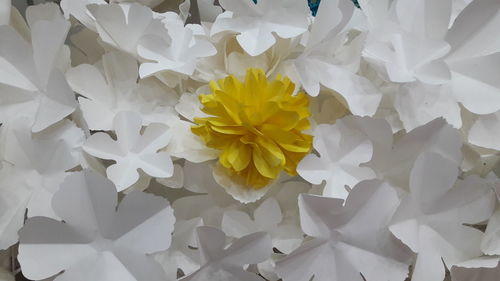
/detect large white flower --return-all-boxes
[389,152,496,281]
[276,180,412,281]
[18,170,175,281]
[0,3,76,132]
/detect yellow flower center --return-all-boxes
[192,68,313,189]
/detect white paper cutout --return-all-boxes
[297,117,376,199]
[180,226,272,281]
[18,170,175,281]
[155,218,203,279]
[0,3,76,132]
[292,0,382,117]
[83,111,173,191]
[137,17,216,79]
[276,180,412,281]
[211,0,310,56]
[370,118,463,190]
[66,51,178,131]
[394,83,461,130]
[87,3,164,57]
[389,153,496,281]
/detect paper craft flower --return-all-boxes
[83,111,173,191]
[0,118,83,249]
[66,51,178,131]
[389,152,496,281]
[297,117,376,199]
[211,0,310,56]
[180,226,272,281]
[137,15,217,81]
[87,3,164,57]
[275,180,412,281]
[192,68,313,189]
[0,3,76,132]
[18,170,175,281]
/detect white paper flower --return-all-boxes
[0,3,76,132]
[180,226,272,281]
[66,51,178,131]
[87,3,164,57]
[211,0,310,56]
[18,170,175,281]
[293,0,382,116]
[82,111,173,191]
[137,16,216,81]
[371,118,463,190]
[275,180,412,281]
[0,118,83,249]
[389,152,496,281]
[155,218,203,279]
[297,116,376,199]
[363,0,500,117]
[394,83,462,130]
[222,197,300,251]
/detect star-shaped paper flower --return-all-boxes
[87,3,164,57]
[276,180,412,281]
[0,3,76,132]
[66,51,178,131]
[192,68,313,192]
[82,111,173,191]
[211,0,310,56]
[389,152,496,281]
[222,197,302,253]
[293,0,382,117]
[18,170,175,281]
[180,226,272,281]
[297,117,376,199]
[137,15,216,83]
[0,118,83,249]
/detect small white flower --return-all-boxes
[83,111,173,191]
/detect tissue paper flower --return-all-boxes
[18,170,175,281]
[192,68,313,189]
[276,180,412,281]
[83,111,173,191]
[180,226,272,281]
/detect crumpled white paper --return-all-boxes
[18,170,175,281]
[83,111,173,191]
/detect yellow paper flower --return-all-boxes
[192,68,313,189]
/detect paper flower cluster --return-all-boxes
[1,0,500,280]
